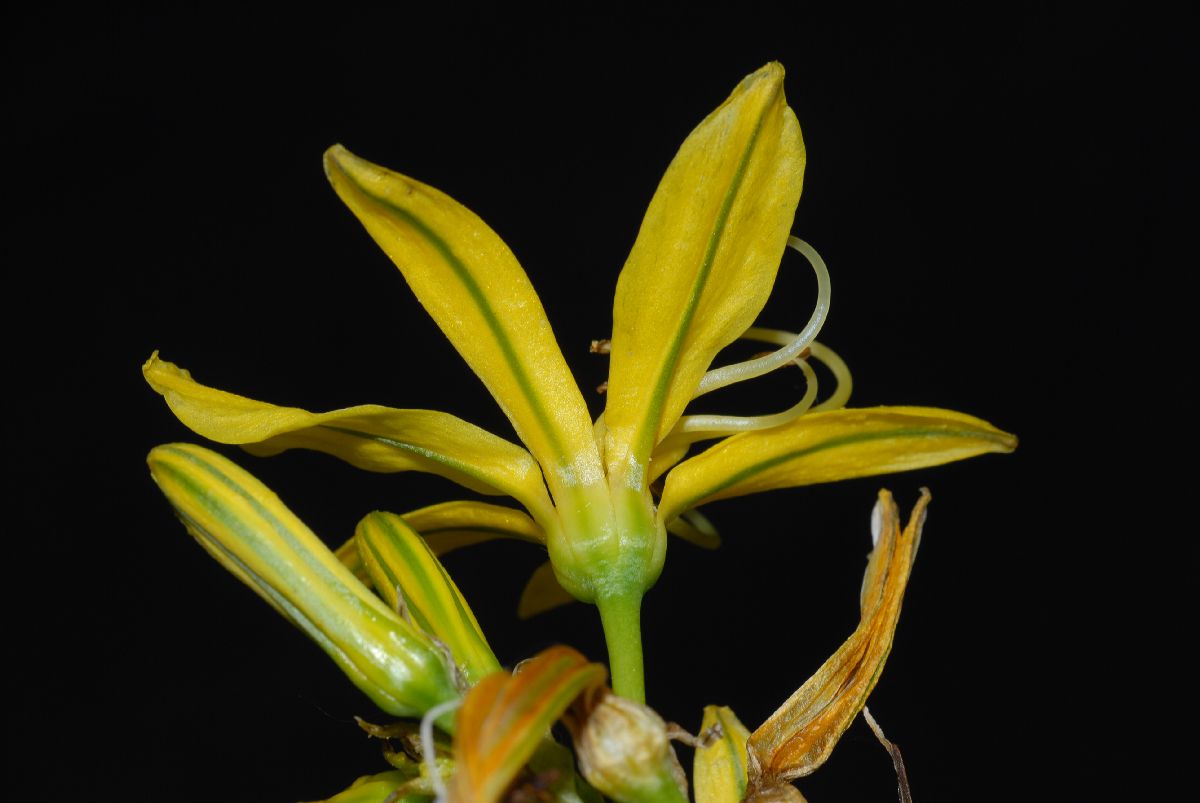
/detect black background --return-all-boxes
[9,5,1179,801]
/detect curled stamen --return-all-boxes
[695,237,831,397]
[808,342,852,412]
[671,357,818,441]
[422,697,462,803]
[742,328,853,412]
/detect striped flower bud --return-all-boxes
[148,443,460,719]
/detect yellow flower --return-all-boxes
[145,62,1014,701]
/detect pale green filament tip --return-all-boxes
[695,236,831,397]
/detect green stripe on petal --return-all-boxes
[603,63,805,484]
[694,705,751,803]
[144,353,555,524]
[147,443,459,719]
[659,406,1016,523]
[323,146,603,505]
[356,511,501,684]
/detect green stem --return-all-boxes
[596,590,646,703]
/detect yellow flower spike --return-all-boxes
[323,145,606,511]
[146,62,1017,712]
[147,443,460,721]
[355,511,501,684]
[693,705,752,803]
[144,353,556,525]
[746,489,930,787]
[603,62,805,480]
[449,646,608,803]
[659,407,1016,524]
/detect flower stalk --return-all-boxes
[596,589,647,702]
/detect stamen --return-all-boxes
[807,341,852,411]
[421,697,462,803]
[666,722,705,747]
[695,237,831,397]
[742,328,853,412]
[671,357,818,441]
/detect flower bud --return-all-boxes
[569,691,687,803]
[148,443,460,718]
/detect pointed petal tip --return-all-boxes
[760,61,785,79]
[323,142,348,162]
[323,144,375,188]
[968,413,1017,453]
[982,425,1018,454]
[142,350,168,381]
[743,61,785,92]
[323,143,350,181]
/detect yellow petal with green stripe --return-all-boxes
[660,407,1016,523]
[694,705,751,803]
[147,443,459,718]
[648,433,693,485]
[356,511,501,684]
[144,353,554,523]
[603,62,805,482]
[749,490,927,780]
[401,500,546,556]
[335,500,545,576]
[450,647,608,803]
[324,145,603,503]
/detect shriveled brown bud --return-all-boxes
[567,691,687,803]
